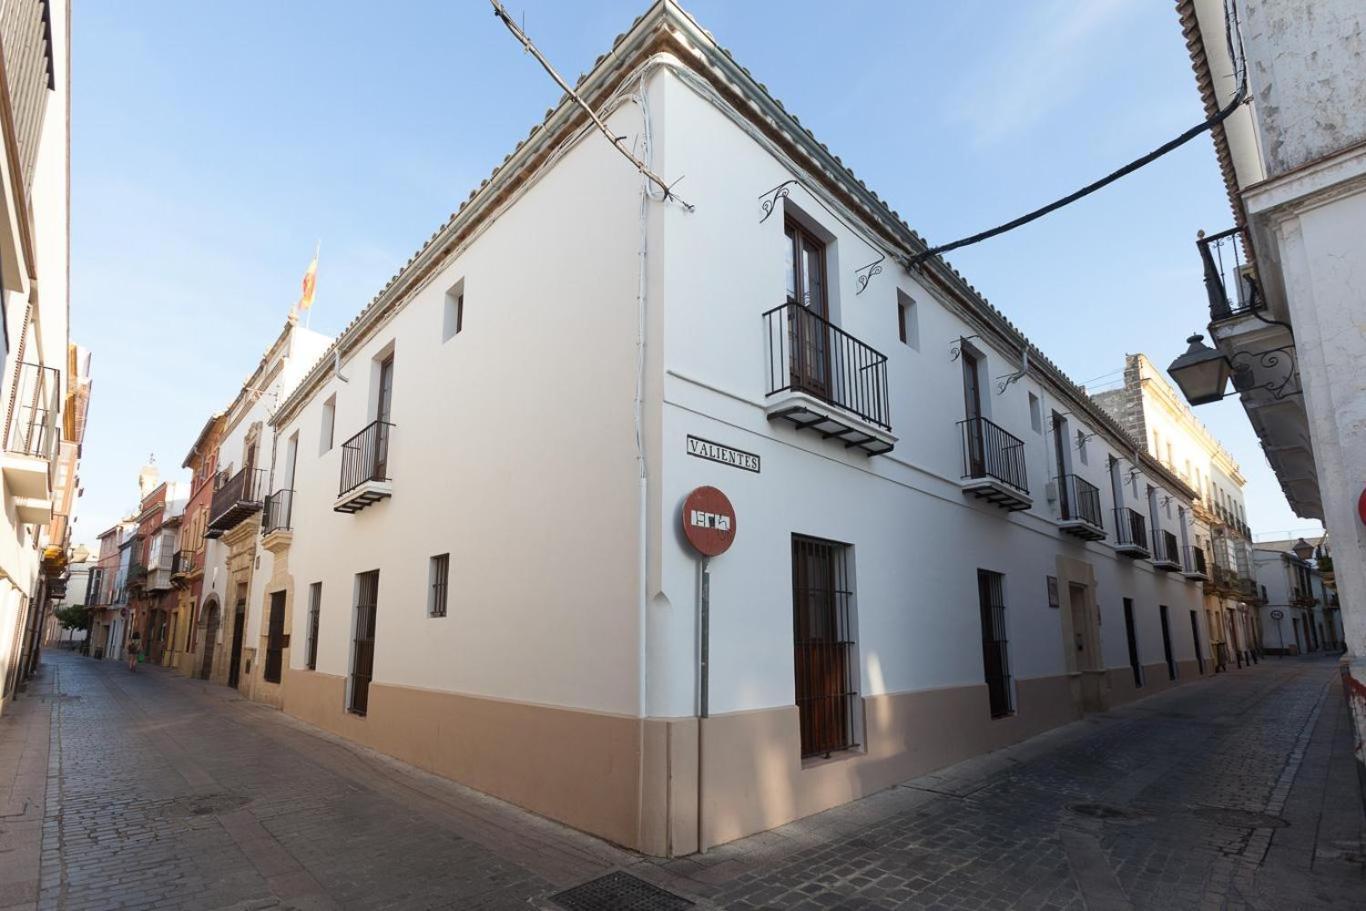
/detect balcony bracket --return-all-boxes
[766,394,896,456]
[961,477,1031,513]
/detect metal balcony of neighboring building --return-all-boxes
[958,417,1031,512]
[1183,546,1209,581]
[1,362,60,524]
[335,421,393,513]
[1056,474,1104,540]
[170,549,196,580]
[1152,530,1181,571]
[1113,508,1149,558]
[763,303,895,456]
[205,467,267,537]
[1196,227,1320,519]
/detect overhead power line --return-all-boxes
[910,1,1249,267]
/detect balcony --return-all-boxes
[958,417,1030,512]
[171,549,197,579]
[1,362,60,522]
[1056,474,1104,540]
[1183,546,1209,581]
[1113,508,1149,558]
[263,489,294,534]
[1152,530,1181,571]
[1199,227,1264,322]
[763,303,895,455]
[205,467,267,538]
[335,420,393,513]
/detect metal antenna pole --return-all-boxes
[488,0,694,211]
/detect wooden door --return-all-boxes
[200,605,218,680]
[978,570,1012,717]
[1068,584,1093,670]
[784,220,829,396]
[1159,605,1176,680]
[1053,415,1070,517]
[227,604,245,688]
[349,571,380,715]
[264,591,286,684]
[963,349,985,476]
[373,357,394,480]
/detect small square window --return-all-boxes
[428,553,449,618]
[443,280,465,342]
[1028,393,1042,434]
[895,290,918,350]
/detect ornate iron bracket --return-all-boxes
[854,253,885,295]
[758,180,799,224]
[949,335,980,362]
[1229,345,1301,400]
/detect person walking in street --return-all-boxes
[126,631,140,672]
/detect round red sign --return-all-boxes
[682,486,737,557]
[1359,487,1366,526]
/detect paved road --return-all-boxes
[1,652,1362,910]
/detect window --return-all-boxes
[1028,393,1041,434]
[1152,428,1161,455]
[306,582,321,670]
[1122,598,1143,688]
[443,279,465,341]
[792,535,858,758]
[895,290,918,349]
[320,395,335,454]
[349,570,380,715]
[977,570,1012,717]
[1076,429,1088,465]
[428,554,449,618]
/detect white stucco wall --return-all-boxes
[648,69,1206,719]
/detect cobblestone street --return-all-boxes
[1,651,1362,910]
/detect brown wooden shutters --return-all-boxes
[791,535,858,758]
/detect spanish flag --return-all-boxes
[298,247,319,312]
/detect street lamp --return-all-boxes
[1291,538,1315,562]
[1167,334,1234,405]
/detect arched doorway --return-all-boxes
[200,597,221,680]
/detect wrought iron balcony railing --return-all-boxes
[1153,529,1181,568]
[339,420,393,498]
[206,467,267,537]
[1058,474,1103,530]
[5,362,60,463]
[1198,227,1264,321]
[1114,508,1149,555]
[959,416,1028,494]
[763,302,890,432]
[1184,546,1208,578]
[263,489,294,534]
[171,549,195,577]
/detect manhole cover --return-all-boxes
[1192,807,1288,829]
[551,872,693,911]
[1067,803,1144,821]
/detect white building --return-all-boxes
[250,2,1214,854]
[1253,537,1340,655]
[0,0,72,712]
[193,318,330,698]
[1171,0,1366,770]
[1094,354,1262,669]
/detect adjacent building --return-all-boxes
[1094,354,1262,669]
[222,0,1218,855]
[0,0,80,714]
[1171,0,1366,771]
[1254,536,1341,655]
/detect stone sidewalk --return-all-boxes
[0,651,1362,910]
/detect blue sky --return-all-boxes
[69,0,1322,545]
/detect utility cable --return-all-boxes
[910,0,1248,267]
[489,0,694,211]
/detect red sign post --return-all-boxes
[682,486,737,557]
